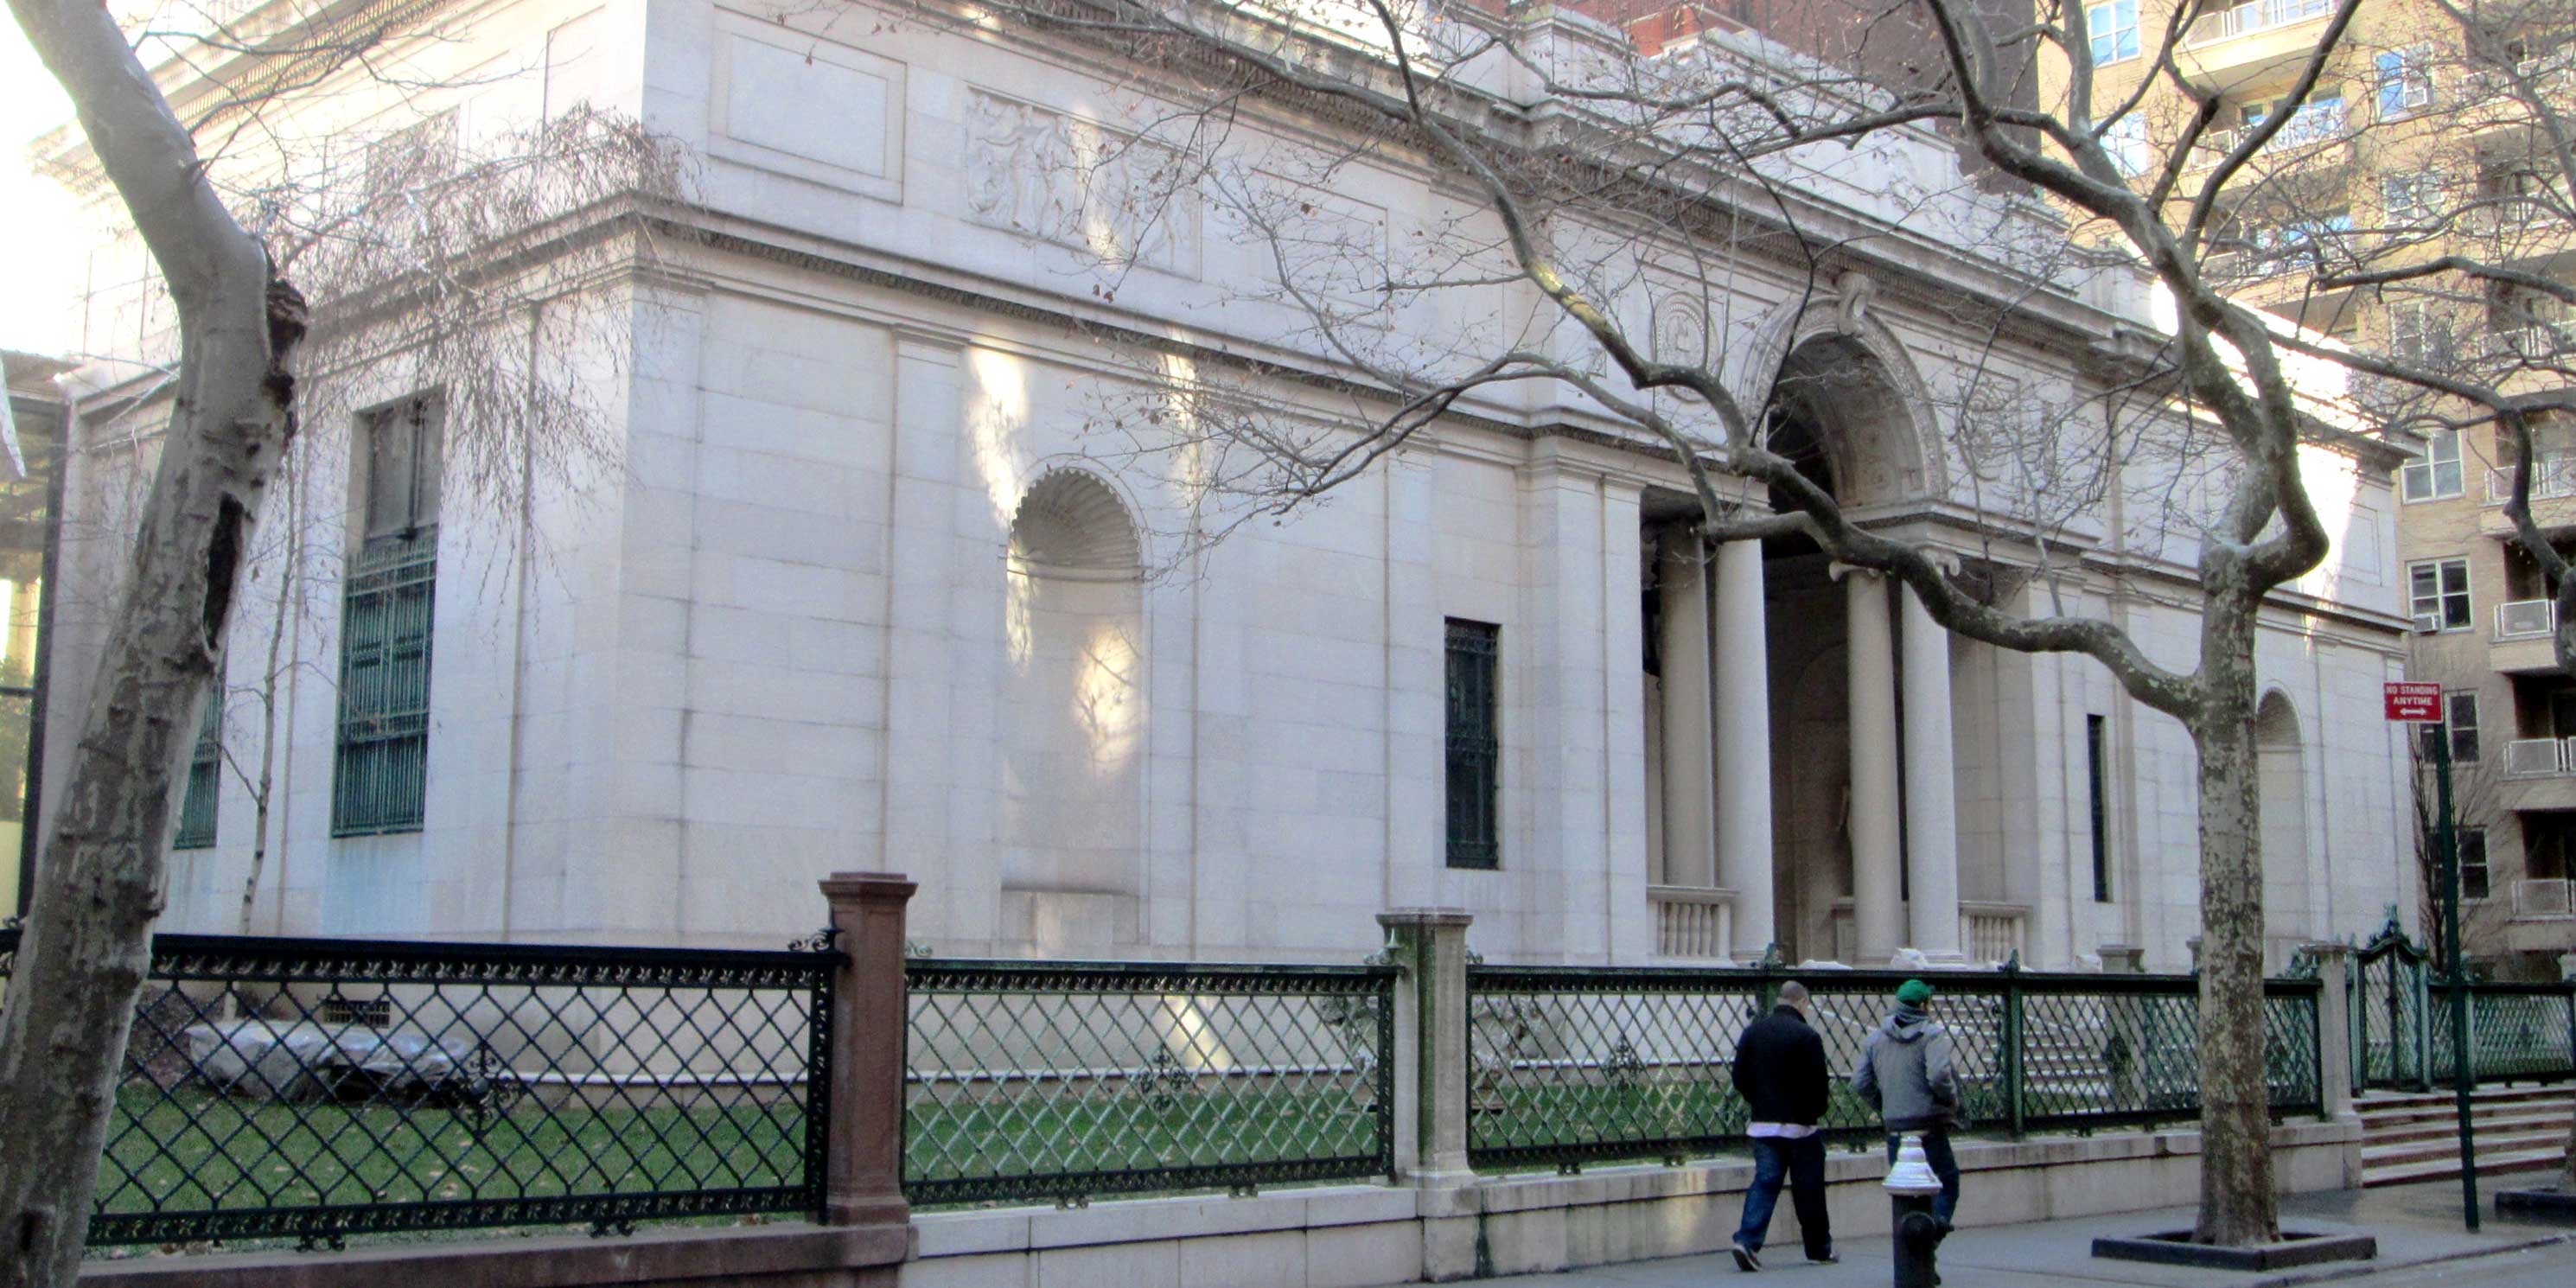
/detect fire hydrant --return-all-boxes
[1884,1134,1946,1288]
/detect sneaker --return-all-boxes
[1729,1240,1761,1272]
[1807,1246,1839,1265]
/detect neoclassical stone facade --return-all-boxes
[36,0,2420,972]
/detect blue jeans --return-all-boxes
[1734,1134,1831,1257]
[1885,1129,1961,1226]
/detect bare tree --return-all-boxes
[2189,0,2576,1195]
[862,0,2407,1243]
[0,3,679,1280]
[0,3,304,1279]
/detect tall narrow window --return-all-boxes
[334,394,441,837]
[2087,715,2111,902]
[2458,827,2490,901]
[1444,618,1499,870]
[173,694,220,850]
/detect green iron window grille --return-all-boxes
[173,695,220,850]
[1445,618,1499,870]
[333,532,437,836]
[2087,714,2110,902]
[335,395,441,838]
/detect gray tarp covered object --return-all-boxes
[181,1018,462,1100]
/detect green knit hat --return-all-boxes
[1896,979,1935,1006]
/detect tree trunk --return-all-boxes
[2190,597,2280,1245]
[0,3,305,1284]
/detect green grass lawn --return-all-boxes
[97,1084,806,1216]
[904,1084,1382,1183]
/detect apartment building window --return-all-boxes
[2458,827,2490,901]
[2477,167,2560,228]
[2382,173,2442,226]
[2389,303,2456,367]
[2242,92,2346,147]
[2088,1,2139,65]
[1444,618,1500,870]
[172,693,220,850]
[333,394,442,837]
[2401,426,2463,501]
[2420,691,2480,763]
[2408,557,2472,632]
[2105,114,2152,177]
[2377,45,2435,118]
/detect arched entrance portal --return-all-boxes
[1642,329,1967,966]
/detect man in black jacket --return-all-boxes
[1728,980,1834,1272]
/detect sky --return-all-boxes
[1,22,86,357]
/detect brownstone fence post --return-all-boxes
[819,871,915,1227]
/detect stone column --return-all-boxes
[1379,908,1475,1183]
[1900,583,1964,962]
[2305,942,2360,1121]
[1840,566,1903,965]
[1713,539,1776,959]
[1656,529,1718,890]
[819,871,916,1227]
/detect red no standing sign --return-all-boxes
[2386,682,2445,723]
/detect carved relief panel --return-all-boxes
[966,89,1202,278]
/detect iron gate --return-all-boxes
[2356,917,2434,1091]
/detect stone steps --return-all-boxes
[2362,1110,2570,1146]
[2357,1085,2573,1188]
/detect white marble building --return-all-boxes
[36,0,2420,972]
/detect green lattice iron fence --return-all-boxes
[1461,960,2324,1170]
[0,926,838,1247]
[902,959,1397,1204]
[2354,921,2576,1089]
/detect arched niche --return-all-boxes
[2254,689,2311,968]
[998,469,1145,952]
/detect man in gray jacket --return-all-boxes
[1850,979,1962,1225]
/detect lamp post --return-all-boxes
[1884,1134,1946,1288]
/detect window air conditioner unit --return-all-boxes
[2414,613,2444,633]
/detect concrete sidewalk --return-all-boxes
[1478,1180,2574,1288]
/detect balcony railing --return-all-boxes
[2183,0,2333,48]
[2491,321,2576,360]
[2503,736,2576,776]
[1961,902,2030,966]
[2496,598,2558,640]
[1819,898,2030,965]
[2185,103,2349,169]
[2513,877,2573,917]
[2468,51,2576,99]
[1649,884,1737,960]
[2481,455,2576,505]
